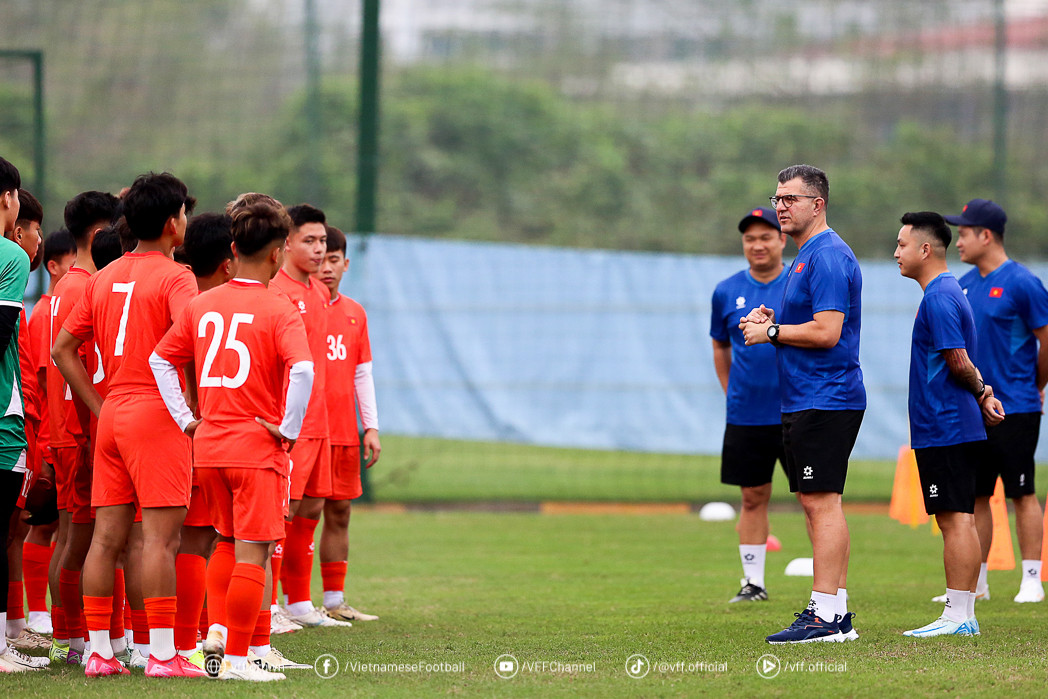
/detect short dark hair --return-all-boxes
[325,225,347,256]
[114,216,137,253]
[287,203,326,229]
[183,213,234,277]
[231,201,293,257]
[64,190,120,244]
[121,172,194,241]
[16,189,42,225]
[778,164,829,204]
[42,228,76,267]
[0,158,19,194]
[90,225,124,270]
[901,211,952,250]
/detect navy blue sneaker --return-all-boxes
[838,612,858,641]
[766,608,842,644]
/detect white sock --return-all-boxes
[270,603,281,615]
[323,590,345,609]
[250,644,271,657]
[287,601,314,617]
[227,654,248,670]
[6,617,27,638]
[809,591,837,623]
[977,563,989,592]
[89,630,114,659]
[836,588,848,617]
[943,588,968,623]
[111,635,127,655]
[207,623,227,642]
[137,642,150,658]
[151,627,175,661]
[0,612,7,653]
[739,544,767,588]
[966,590,976,619]
[70,636,85,654]
[1021,559,1043,584]
[124,629,134,648]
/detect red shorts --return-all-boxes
[54,443,94,523]
[198,466,288,542]
[329,445,363,500]
[92,395,192,509]
[290,437,331,500]
[183,484,212,528]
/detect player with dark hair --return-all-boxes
[741,164,866,644]
[0,158,43,672]
[90,226,124,271]
[311,225,381,623]
[151,199,311,682]
[269,204,349,629]
[183,213,236,286]
[9,190,43,267]
[895,211,1004,636]
[53,172,205,677]
[711,207,789,603]
[941,199,1048,605]
[45,190,119,665]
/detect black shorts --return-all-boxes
[781,409,864,494]
[914,441,979,514]
[720,424,787,488]
[974,412,1040,498]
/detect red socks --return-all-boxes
[270,539,284,606]
[206,542,236,628]
[7,581,24,620]
[174,554,207,651]
[110,569,126,640]
[225,563,265,658]
[251,609,271,649]
[282,516,319,605]
[22,541,52,613]
[130,608,151,647]
[58,568,83,639]
[83,595,112,634]
[321,560,348,596]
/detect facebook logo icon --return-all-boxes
[315,653,340,679]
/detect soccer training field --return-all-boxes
[9,507,1047,697]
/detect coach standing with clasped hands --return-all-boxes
[738,165,866,645]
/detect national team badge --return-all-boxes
[794,263,805,273]
[989,287,1003,298]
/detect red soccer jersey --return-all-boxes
[18,310,38,422]
[64,252,197,400]
[324,294,372,447]
[28,296,52,452]
[270,268,329,439]
[48,268,103,446]
[153,279,312,470]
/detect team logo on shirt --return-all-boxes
[989,287,1004,298]
[735,296,746,310]
[802,466,813,479]
[297,300,307,313]
[794,263,805,273]
[929,484,938,498]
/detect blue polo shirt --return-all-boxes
[710,267,788,425]
[777,229,866,413]
[959,259,1048,414]
[908,273,986,448]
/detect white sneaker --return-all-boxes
[903,616,973,638]
[249,647,311,671]
[129,648,149,669]
[932,587,989,603]
[1014,581,1045,603]
[7,629,52,651]
[217,659,286,681]
[324,603,379,622]
[287,607,353,628]
[270,608,303,635]
[26,612,52,636]
[0,646,47,672]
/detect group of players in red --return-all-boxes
[1,165,380,681]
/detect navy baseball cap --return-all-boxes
[738,206,781,233]
[943,198,1006,234]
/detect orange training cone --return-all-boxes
[890,447,929,527]
[987,477,1016,571]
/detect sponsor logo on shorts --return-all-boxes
[802,466,813,480]
[1020,474,1026,488]
[929,484,938,498]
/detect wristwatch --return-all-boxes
[767,324,781,345]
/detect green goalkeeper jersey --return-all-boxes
[0,236,28,470]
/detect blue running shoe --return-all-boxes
[838,612,858,641]
[766,608,842,644]
[902,616,973,638]
[966,617,980,636]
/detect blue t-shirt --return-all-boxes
[710,267,788,425]
[776,229,866,413]
[959,259,1048,414]
[908,273,986,449]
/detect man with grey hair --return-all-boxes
[739,164,865,644]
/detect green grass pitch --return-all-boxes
[8,508,1048,697]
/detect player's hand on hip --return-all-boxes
[256,416,296,452]
[362,428,381,468]
[184,419,202,438]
